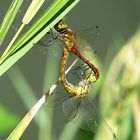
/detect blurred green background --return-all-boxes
[0,0,140,140]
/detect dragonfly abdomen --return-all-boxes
[70,46,100,80]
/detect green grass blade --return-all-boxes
[7,95,46,140]
[7,65,54,140]
[0,42,33,76]
[0,0,23,45]
[0,0,79,76]
[6,58,78,140]
[10,0,79,56]
[1,0,46,58]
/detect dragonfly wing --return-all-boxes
[62,97,96,131]
[63,97,101,132]
[36,30,63,56]
[75,26,99,52]
[81,97,116,139]
[37,29,59,47]
[75,26,99,42]
[62,98,80,121]
[62,96,116,139]
[80,97,101,131]
[45,91,69,108]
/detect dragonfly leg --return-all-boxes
[71,65,83,81]
[71,63,91,81]
[49,28,59,40]
[36,28,59,47]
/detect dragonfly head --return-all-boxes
[54,20,68,32]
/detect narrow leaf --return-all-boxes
[7,95,46,140]
[0,0,80,76]
[0,0,23,45]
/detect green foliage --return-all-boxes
[0,105,19,135]
[0,0,140,140]
[0,0,79,76]
[0,0,23,45]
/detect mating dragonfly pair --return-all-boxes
[41,19,116,139]
[11,17,115,139]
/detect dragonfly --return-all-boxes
[60,47,96,99]
[56,44,116,139]
[45,19,115,139]
[43,18,115,138]
[50,20,100,80]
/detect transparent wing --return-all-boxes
[80,97,101,131]
[37,29,59,48]
[45,88,69,108]
[81,97,116,139]
[62,98,80,121]
[64,97,100,132]
[36,26,99,55]
[62,96,116,140]
[75,26,99,52]
[39,26,99,52]
[36,31,62,56]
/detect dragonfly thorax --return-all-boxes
[59,29,76,50]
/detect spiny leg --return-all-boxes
[71,63,91,81]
